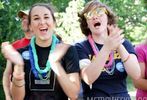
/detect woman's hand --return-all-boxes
[49,43,70,63]
[48,43,70,74]
[1,42,24,66]
[104,25,124,51]
[1,42,24,81]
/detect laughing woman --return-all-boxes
[1,3,80,100]
[75,0,140,99]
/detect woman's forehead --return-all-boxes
[31,6,51,16]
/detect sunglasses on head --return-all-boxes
[84,7,108,20]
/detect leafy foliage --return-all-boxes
[0,0,146,98]
[100,0,147,44]
[55,0,85,44]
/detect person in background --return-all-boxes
[2,9,32,100]
[75,0,140,99]
[133,38,147,100]
[1,3,80,100]
[12,10,32,49]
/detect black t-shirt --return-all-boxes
[15,44,80,100]
[75,39,135,99]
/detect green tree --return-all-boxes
[0,0,146,99]
[55,0,85,44]
[100,0,147,44]
[0,0,69,99]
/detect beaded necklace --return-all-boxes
[88,35,115,74]
[29,34,59,79]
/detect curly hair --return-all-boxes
[78,0,117,37]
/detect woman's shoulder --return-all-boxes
[75,39,88,45]
[122,39,134,47]
[75,39,89,49]
[123,39,132,44]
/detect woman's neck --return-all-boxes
[92,30,108,44]
[35,37,52,47]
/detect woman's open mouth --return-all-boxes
[94,22,101,28]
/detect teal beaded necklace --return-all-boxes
[30,34,59,79]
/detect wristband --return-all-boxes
[12,77,25,87]
[13,72,25,80]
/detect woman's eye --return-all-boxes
[34,18,39,20]
[45,16,49,19]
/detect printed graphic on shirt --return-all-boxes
[116,62,125,72]
[29,69,56,91]
[89,50,125,74]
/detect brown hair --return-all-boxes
[78,0,117,36]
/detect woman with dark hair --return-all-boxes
[133,38,147,100]
[2,3,80,100]
[75,0,140,99]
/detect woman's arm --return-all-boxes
[3,60,13,100]
[11,64,25,100]
[117,44,141,80]
[133,62,147,90]
[52,62,80,100]
[80,45,111,85]
[1,42,25,100]
[49,43,80,99]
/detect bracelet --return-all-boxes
[13,72,25,80]
[12,77,25,87]
[12,72,25,87]
[122,54,130,63]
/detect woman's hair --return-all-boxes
[28,3,56,25]
[78,0,117,36]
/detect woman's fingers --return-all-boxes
[108,25,123,37]
[105,26,124,51]
[1,42,24,66]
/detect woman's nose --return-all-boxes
[39,18,46,24]
[92,15,98,20]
